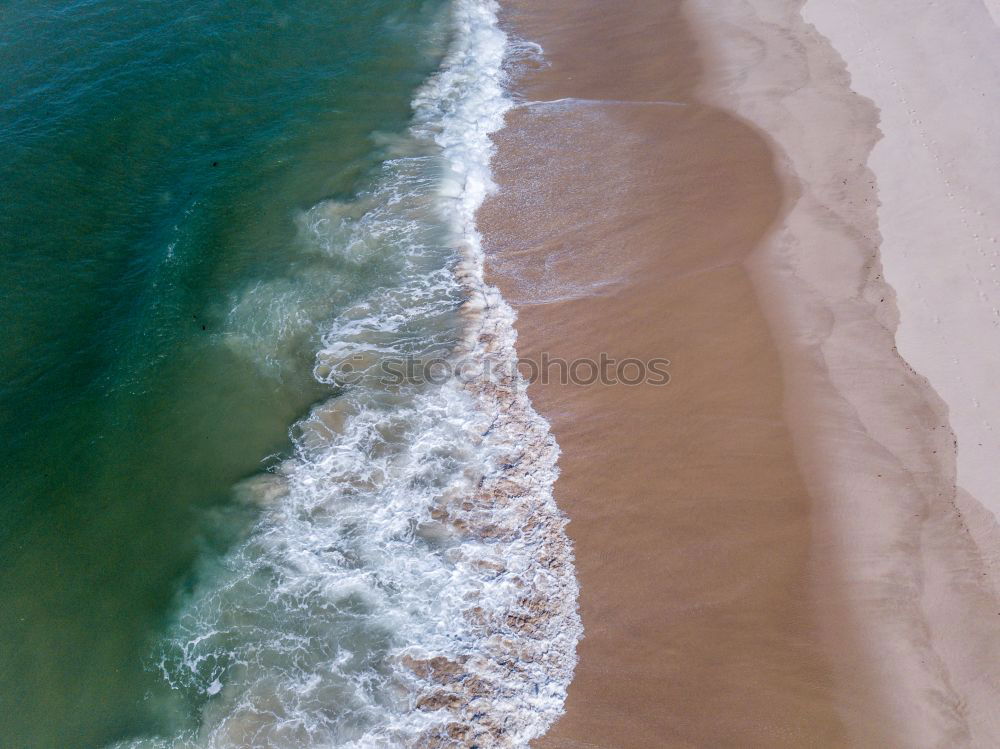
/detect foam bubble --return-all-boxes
[128,2,581,747]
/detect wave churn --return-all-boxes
[119,1,581,747]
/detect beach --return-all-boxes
[5,0,1000,744]
[482,0,1000,745]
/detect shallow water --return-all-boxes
[0,1,579,746]
[0,2,446,745]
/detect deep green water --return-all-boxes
[0,1,446,745]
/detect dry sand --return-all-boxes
[803,0,1000,532]
[479,0,1000,745]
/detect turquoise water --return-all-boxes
[1,0,581,745]
[0,2,447,745]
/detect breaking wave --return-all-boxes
[116,1,580,747]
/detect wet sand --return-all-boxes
[480,0,1000,745]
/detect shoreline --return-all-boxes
[693,0,1000,742]
[484,1,851,744]
[803,0,1000,528]
[482,0,1000,744]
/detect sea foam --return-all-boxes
[116,1,580,747]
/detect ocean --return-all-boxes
[0,1,579,746]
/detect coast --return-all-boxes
[480,0,1000,745]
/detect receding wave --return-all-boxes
[115,1,580,746]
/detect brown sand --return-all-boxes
[481,1,855,746]
[688,1,1000,744]
[479,0,1000,746]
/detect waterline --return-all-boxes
[121,1,581,746]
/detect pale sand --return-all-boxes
[690,0,1000,743]
[797,7,1000,715]
[480,0,1000,745]
[802,0,1000,531]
